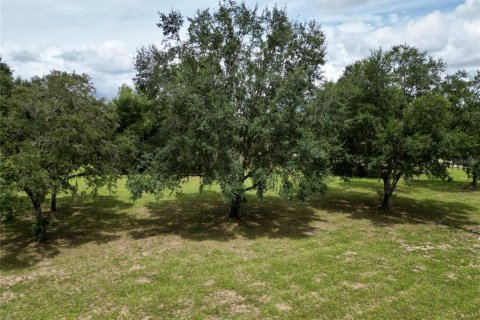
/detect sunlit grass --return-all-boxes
[1,169,479,319]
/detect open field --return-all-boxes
[1,169,479,319]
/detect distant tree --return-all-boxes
[110,85,153,175]
[0,56,14,109]
[0,57,29,221]
[442,70,480,188]
[333,45,452,210]
[0,71,122,241]
[130,1,330,218]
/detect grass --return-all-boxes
[1,169,479,319]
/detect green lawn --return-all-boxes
[1,170,479,319]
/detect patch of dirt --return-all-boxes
[207,289,245,305]
[156,236,184,254]
[203,279,216,287]
[205,289,258,316]
[343,251,357,257]
[174,298,195,317]
[385,274,397,282]
[120,306,130,317]
[399,241,452,252]
[251,281,268,287]
[276,303,292,312]
[341,281,367,289]
[0,267,68,288]
[336,250,358,262]
[1,290,15,302]
[94,302,116,314]
[446,272,457,280]
[129,264,145,271]
[412,265,427,272]
[314,273,327,283]
[311,221,337,231]
[136,277,151,284]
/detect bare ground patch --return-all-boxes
[204,289,258,316]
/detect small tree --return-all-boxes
[0,57,29,221]
[442,70,480,189]
[333,45,452,210]
[129,1,330,218]
[1,70,121,241]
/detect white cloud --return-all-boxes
[1,40,135,98]
[324,0,480,80]
[1,0,478,96]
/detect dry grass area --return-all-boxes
[1,170,479,319]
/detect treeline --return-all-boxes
[1,1,478,241]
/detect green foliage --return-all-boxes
[0,159,30,222]
[332,45,452,209]
[130,1,330,216]
[110,85,154,175]
[0,68,123,240]
[0,56,14,111]
[442,70,480,188]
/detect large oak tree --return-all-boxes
[129,1,331,218]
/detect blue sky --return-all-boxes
[1,0,479,98]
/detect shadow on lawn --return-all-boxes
[0,195,134,271]
[1,186,478,271]
[309,189,479,234]
[129,191,323,241]
[336,176,472,194]
[0,192,324,271]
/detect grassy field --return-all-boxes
[1,169,479,319]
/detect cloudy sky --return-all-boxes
[1,0,479,98]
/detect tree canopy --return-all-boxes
[129,1,331,217]
[442,70,480,188]
[0,70,122,240]
[332,45,453,210]
[1,2,479,242]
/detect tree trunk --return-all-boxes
[32,200,47,242]
[229,194,242,219]
[25,189,48,242]
[50,189,57,213]
[33,201,42,225]
[472,169,478,189]
[381,177,393,211]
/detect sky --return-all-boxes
[1,0,479,98]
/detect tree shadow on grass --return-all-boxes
[0,195,134,271]
[409,178,476,193]
[333,175,475,195]
[1,187,478,271]
[308,190,479,235]
[129,191,324,241]
[0,192,324,271]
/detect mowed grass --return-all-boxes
[1,169,479,319]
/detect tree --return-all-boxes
[110,85,153,176]
[442,70,480,189]
[0,56,14,109]
[0,57,29,221]
[333,45,452,210]
[130,1,330,218]
[0,71,121,241]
